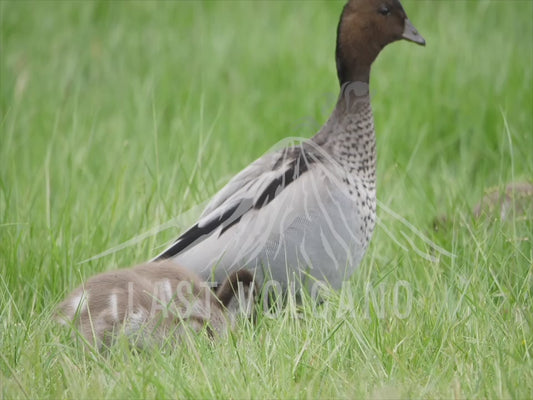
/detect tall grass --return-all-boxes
[1,0,532,398]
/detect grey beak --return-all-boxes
[402,18,425,45]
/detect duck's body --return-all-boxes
[57,262,256,350]
[155,0,425,290]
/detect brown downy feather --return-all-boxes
[473,182,533,220]
[56,261,256,350]
[433,182,533,231]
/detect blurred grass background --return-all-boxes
[1,0,532,398]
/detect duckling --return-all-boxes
[57,262,256,350]
[433,181,533,231]
[153,0,425,291]
[473,182,533,220]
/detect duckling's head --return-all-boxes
[336,0,425,85]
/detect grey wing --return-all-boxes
[153,145,318,261]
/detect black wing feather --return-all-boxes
[156,201,246,259]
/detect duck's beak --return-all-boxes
[402,18,425,45]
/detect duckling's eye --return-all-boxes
[378,6,391,16]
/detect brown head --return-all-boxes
[336,0,425,84]
[215,269,257,320]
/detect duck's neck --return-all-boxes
[335,12,375,86]
[336,59,371,85]
[312,80,376,180]
[336,81,372,116]
[315,80,375,138]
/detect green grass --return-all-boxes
[1,0,532,398]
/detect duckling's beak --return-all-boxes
[402,18,425,45]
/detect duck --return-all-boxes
[434,181,533,230]
[57,262,257,350]
[473,182,533,220]
[153,0,425,291]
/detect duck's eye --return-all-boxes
[378,6,391,16]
